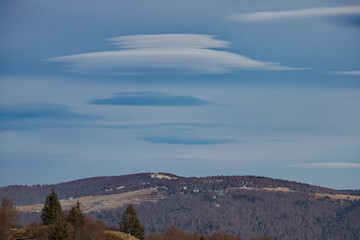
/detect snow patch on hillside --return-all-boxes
[151,173,177,180]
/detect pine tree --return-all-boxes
[48,216,70,240]
[41,189,63,225]
[119,204,145,240]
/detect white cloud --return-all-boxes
[288,162,360,169]
[327,71,360,76]
[49,34,300,74]
[228,6,360,22]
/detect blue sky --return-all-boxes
[0,0,360,189]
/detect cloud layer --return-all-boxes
[89,91,211,106]
[49,34,298,74]
[228,6,360,22]
[0,104,95,121]
[0,104,99,132]
[288,162,360,169]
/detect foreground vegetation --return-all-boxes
[146,226,272,240]
[1,189,144,240]
[1,189,273,240]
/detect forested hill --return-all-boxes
[1,173,359,240]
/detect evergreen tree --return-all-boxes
[48,216,70,240]
[67,201,85,227]
[67,201,85,240]
[119,204,145,240]
[41,189,63,225]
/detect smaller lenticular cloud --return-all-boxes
[327,71,360,76]
[288,162,360,169]
[228,6,360,22]
[89,91,211,106]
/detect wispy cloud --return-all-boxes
[99,122,222,132]
[49,34,300,74]
[134,120,234,145]
[139,136,236,145]
[228,6,360,22]
[160,156,213,162]
[89,91,211,106]
[327,71,360,76]
[288,162,360,169]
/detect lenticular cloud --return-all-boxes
[49,34,300,75]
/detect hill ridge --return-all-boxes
[0,172,350,206]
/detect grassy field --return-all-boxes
[17,188,161,213]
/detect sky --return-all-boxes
[0,0,359,189]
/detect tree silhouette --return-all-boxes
[41,189,63,225]
[119,204,145,240]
